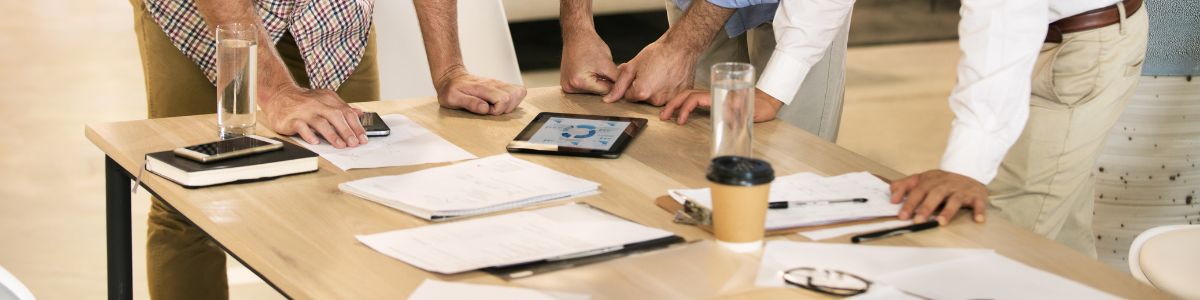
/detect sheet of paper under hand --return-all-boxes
[406,279,590,300]
[290,114,476,170]
[669,172,901,230]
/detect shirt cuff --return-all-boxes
[756,49,811,105]
[938,124,1011,185]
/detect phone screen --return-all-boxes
[184,137,275,156]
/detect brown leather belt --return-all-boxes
[1046,0,1142,43]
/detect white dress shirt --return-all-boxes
[757,0,1119,184]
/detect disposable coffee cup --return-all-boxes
[707,156,774,252]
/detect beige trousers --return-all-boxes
[129,0,379,298]
[665,1,851,142]
[988,6,1148,258]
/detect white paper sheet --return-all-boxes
[797,220,913,241]
[290,114,476,170]
[670,172,901,230]
[754,241,993,288]
[877,252,1124,300]
[406,279,591,300]
[756,241,1124,300]
[340,154,600,218]
[357,203,674,274]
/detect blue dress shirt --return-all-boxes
[671,0,779,37]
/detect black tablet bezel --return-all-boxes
[506,112,648,159]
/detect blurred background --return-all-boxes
[0,0,964,299]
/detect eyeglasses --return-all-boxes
[782,267,872,296]
[781,267,931,299]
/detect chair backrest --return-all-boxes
[0,265,35,300]
[372,0,524,101]
[1129,225,1200,300]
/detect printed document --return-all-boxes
[756,241,1122,300]
[340,154,600,220]
[358,203,675,274]
[669,172,900,230]
[406,279,590,300]
[290,114,476,170]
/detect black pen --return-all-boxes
[851,220,940,243]
[768,198,868,209]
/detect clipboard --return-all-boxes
[654,173,899,236]
[477,203,686,280]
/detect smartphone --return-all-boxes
[173,135,284,163]
[360,111,391,137]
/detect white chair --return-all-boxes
[0,265,35,300]
[1129,225,1200,300]
[372,0,524,101]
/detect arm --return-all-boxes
[195,0,367,148]
[413,0,527,115]
[660,0,854,124]
[559,0,619,95]
[602,0,734,106]
[891,0,1047,225]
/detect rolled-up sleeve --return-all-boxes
[755,0,854,105]
[939,0,1047,184]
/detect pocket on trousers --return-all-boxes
[1049,35,1102,107]
[1125,56,1145,77]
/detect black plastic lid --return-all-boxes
[706,156,774,186]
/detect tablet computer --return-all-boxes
[507,112,648,159]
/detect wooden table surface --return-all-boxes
[85,87,1172,299]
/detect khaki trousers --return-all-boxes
[665,1,851,142]
[130,0,379,298]
[988,7,1148,258]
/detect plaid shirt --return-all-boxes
[143,0,374,90]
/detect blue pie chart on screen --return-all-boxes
[561,125,597,139]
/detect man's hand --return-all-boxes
[559,0,618,95]
[434,67,527,115]
[889,170,989,225]
[600,0,733,106]
[602,39,699,106]
[260,86,367,149]
[659,88,784,125]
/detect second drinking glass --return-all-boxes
[710,62,755,158]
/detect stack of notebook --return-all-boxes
[145,138,319,187]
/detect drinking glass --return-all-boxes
[216,23,258,139]
[710,62,755,158]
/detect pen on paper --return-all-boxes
[851,220,939,243]
[769,198,868,209]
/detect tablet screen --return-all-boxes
[528,117,631,151]
[508,112,648,159]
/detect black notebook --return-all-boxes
[144,138,319,187]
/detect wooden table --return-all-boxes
[86,87,1172,299]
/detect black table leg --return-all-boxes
[105,156,133,300]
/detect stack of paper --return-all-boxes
[291,114,477,170]
[755,241,1123,300]
[669,172,900,230]
[358,203,675,274]
[340,154,600,220]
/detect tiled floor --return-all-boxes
[0,1,953,299]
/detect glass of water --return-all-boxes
[216,23,258,139]
[710,62,755,158]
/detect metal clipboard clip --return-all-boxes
[671,191,713,226]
